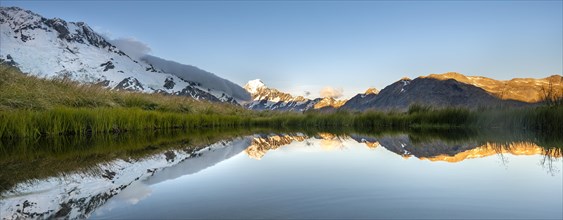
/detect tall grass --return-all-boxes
[1,104,561,139]
[0,107,257,138]
[1,64,562,138]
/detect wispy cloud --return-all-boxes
[109,37,151,60]
[319,86,343,98]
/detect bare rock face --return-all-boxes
[115,77,144,91]
[163,77,175,89]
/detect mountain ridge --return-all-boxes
[243,79,347,112]
[0,6,249,104]
[2,6,560,111]
[340,73,561,111]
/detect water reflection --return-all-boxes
[245,133,562,165]
[142,138,252,185]
[0,130,561,219]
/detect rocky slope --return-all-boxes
[0,7,249,104]
[339,87,380,111]
[340,73,562,111]
[243,79,347,111]
[424,72,563,103]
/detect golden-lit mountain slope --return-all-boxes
[425,72,562,103]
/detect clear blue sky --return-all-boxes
[2,1,562,98]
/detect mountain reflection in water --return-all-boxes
[245,133,562,163]
[1,131,561,219]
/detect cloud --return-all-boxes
[319,86,343,98]
[109,37,151,60]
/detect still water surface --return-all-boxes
[1,132,562,219]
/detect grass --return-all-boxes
[0,64,259,138]
[1,63,562,139]
[0,107,253,138]
[0,65,245,114]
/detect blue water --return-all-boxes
[91,134,563,219]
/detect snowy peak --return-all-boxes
[243,79,297,102]
[244,79,266,94]
[243,79,348,112]
[1,7,112,49]
[243,79,314,111]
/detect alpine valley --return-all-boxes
[1,6,561,112]
[1,4,563,220]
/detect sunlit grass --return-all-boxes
[1,64,562,138]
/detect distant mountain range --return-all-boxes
[243,79,346,111]
[341,73,561,111]
[245,73,561,112]
[1,6,561,112]
[0,7,250,104]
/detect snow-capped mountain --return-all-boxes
[243,79,347,112]
[0,7,249,103]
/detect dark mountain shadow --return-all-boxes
[341,77,532,111]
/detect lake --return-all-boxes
[1,130,562,219]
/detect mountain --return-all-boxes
[243,79,314,111]
[340,87,380,111]
[244,72,560,112]
[424,72,562,103]
[243,79,347,111]
[141,55,250,101]
[341,73,562,111]
[0,7,249,103]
